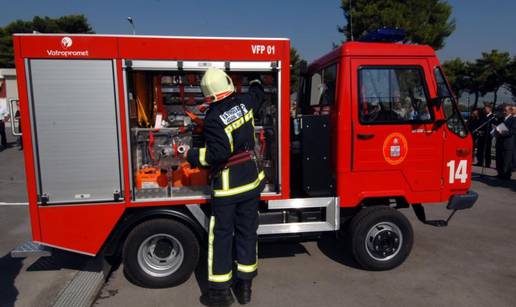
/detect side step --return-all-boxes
[11,241,52,258]
[186,197,341,236]
[258,197,340,235]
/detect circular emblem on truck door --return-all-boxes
[382,133,408,165]
[61,37,73,49]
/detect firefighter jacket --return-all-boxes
[187,81,266,203]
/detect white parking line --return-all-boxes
[0,202,29,206]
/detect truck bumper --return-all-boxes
[447,190,478,211]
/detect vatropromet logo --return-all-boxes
[61,37,73,49]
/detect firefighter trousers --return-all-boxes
[208,197,259,289]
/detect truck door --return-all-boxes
[27,59,123,204]
[350,59,443,193]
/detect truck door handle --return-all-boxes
[357,133,375,140]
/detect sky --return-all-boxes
[2,0,516,63]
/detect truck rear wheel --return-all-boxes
[349,206,413,271]
[122,218,200,288]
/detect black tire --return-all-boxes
[349,206,413,271]
[122,218,200,288]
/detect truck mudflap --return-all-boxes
[447,190,478,210]
[412,190,477,227]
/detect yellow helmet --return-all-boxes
[200,68,235,103]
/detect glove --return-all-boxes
[248,73,262,85]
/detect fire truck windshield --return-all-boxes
[434,67,468,138]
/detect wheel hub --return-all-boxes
[365,222,402,261]
[137,234,184,278]
[154,239,173,258]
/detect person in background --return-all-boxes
[493,104,514,180]
[476,105,494,167]
[392,99,407,119]
[15,101,22,150]
[468,109,482,159]
[512,104,516,171]
[418,105,431,121]
[0,103,9,151]
[405,97,418,120]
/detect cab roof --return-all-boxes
[310,42,436,69]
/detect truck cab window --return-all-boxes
[309,72,322,106]
[359,67,432,124]
[306,64,337,115]
[321,64,337,106]
[434,67,468,138]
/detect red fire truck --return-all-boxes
[9,32,476,288]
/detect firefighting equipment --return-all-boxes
[133,72,151,127]
[177,144,190,159]
[153,75,168,119]
[259,130,266,157]
[157,169,169,188]
[172,162,208,187]
[148,131,156,161]
[135,166,162,189]
[200,68,235,103]
[177,74,205,132]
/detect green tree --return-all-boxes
[441,59,488,110]
[463,62,483,110]
[442,58,468,97]
[475,50,511,109]
[339,0,455,50]
[507,56,516,100]
[290,47,303,94]
[0,15,94,67]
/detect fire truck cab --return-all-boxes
[10,33,476,288]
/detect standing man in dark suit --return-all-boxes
[0,103,9,151]
[512,105,516,171]
[468,109,482,159]
[494,105,514,179]
[476,105,494,167]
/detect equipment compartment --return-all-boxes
[124,63,281,201]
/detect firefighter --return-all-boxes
[185,68,265,306]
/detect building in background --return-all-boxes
[0,69,18,127]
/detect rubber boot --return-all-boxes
[200,288,235,307]
[232,279,252,305]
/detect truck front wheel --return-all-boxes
[122,218,200,288]
[349,206,413,271]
